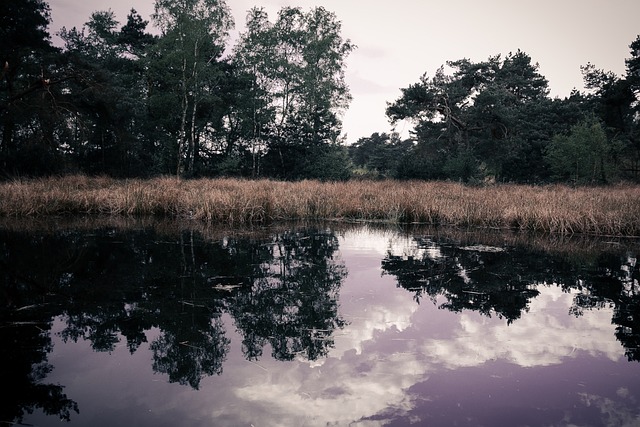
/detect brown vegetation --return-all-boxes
[1,175,639,236]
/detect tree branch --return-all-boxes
[0,74,75,113]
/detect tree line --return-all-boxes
[370,46,640,184]
[1,0,639,184]
[1,0,354,179]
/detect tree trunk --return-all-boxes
[178,55,188,178]
[188,39,199,175]
[1,115,14,171]
[189,100,197,175]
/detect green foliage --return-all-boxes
[348,132,412,179]
[302,144,352,181]
[57,9,156,177]
[150,0,234,177]
[384,45,640,184]
[0,0,51,57]
[0,0,64,177]
[233,6,354,178]
[545,118,615,184]
[386,50,556,183]
[208,156,237,176]
[581,41,640,181]
[442,147,480,183]
[1,1,638,185]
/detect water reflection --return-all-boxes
[379,231,640,360]
[1,220,346,423]
[1,219,639,426]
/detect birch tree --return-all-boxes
[233,6,354,178]
[151,0,233,177]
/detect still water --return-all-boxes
[2,219,639,426]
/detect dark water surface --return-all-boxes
[2,218,639,426]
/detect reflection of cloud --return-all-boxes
[339,228,402,255]
[234,351,423,426]
[192,230,629,426]
[579,391,640,427]
[336,291,417,355]
[231,271,624,425]
[227,282,624,426]
[340,228,440,260]
[226,233,427,426]
[422,286,622,369]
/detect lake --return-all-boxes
[2,218,639,426]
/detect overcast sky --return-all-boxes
[48,0,640,142]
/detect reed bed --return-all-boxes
[1,175,639,236]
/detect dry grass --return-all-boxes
[1,175,639,235]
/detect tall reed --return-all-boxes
[1,176,639,235]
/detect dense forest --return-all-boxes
[1,0,639,184]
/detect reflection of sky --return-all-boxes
[27,227,640,427]
[224,229,635,425]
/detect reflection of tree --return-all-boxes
[0,321,79,424]
[151,316,229,389]
[381,234,640,361]
[615,298,640,362]
[0,233,80,423]
[229,230,348,361]
[568,252,640,361]
[46,228,258,388]
[381,238,542,324]
[0,223,346,422]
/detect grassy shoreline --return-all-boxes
[1,175,639,236]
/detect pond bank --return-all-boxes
[1,175,639,236]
